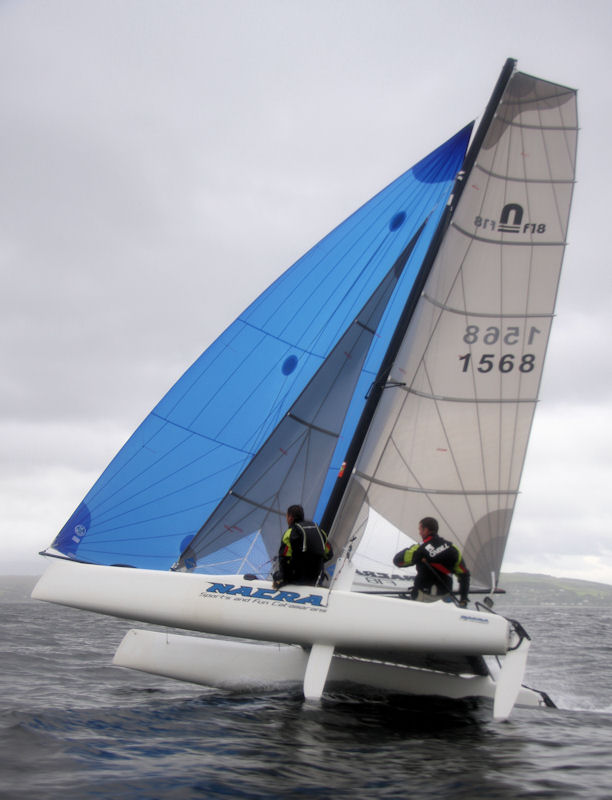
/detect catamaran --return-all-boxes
[32,59,577,720]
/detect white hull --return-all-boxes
[113,629,544,709]
[32,559,537,717]
[32,560,510,659]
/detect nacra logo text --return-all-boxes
[203,582,324,607]
[474,203,546,235]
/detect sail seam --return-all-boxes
[149,412,256,455]
[237,317,327,359]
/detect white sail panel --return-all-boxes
[333,71,578,587]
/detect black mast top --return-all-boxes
[320,58,517,536]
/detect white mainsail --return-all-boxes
[331,70,578,588]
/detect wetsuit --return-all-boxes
[275,520,333,587]
[393,533,470,604]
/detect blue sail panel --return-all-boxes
[176,223,427,574]
[51,125,472,570]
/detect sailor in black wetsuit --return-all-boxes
[273,504,333,588]
[393,516,470,606]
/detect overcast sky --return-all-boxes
[2,0,611,583]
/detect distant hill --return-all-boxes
[499,572,612,605]
[3,572,612,605]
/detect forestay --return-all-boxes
[330,71,578,588]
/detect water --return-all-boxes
[2,587,612,799]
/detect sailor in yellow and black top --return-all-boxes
[272,504,333,589]
[393,517,470,606]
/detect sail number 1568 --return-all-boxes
[459,325,542,374]
[459,353,536,373]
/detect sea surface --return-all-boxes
[1,583,612,799]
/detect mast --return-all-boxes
[320,58,517,535]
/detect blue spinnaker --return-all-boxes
[52,125,472,570]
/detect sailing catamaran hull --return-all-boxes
[32,559,510,659]
[112,628,544,709]
[34,559,541,714]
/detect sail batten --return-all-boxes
[286,413,339,438]
[452,225,569,246]
[422,294,556,318]
[354,473,520,496]
[493,122,577,131]
[402,388,538,404]
[474,164,575,183]
[228,493,282,516]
